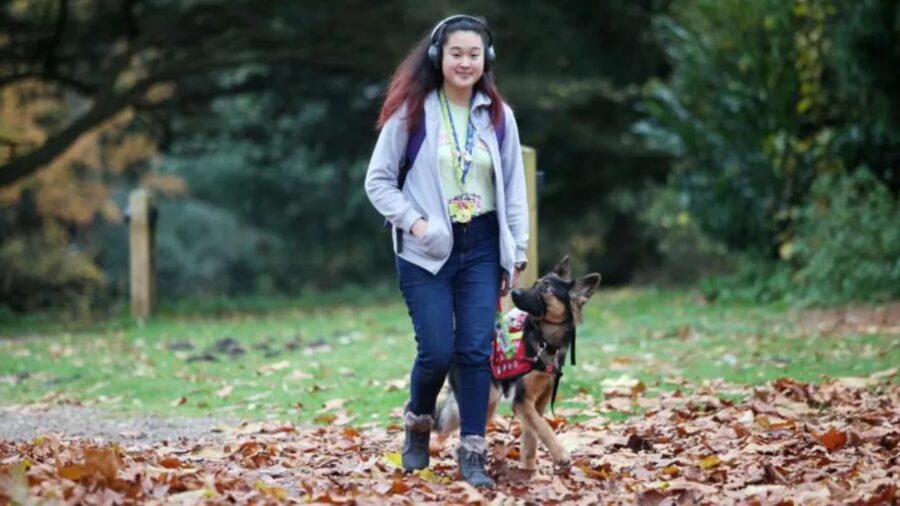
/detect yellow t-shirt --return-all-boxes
[437,100,495,222]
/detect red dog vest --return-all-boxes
[491,308,534,380]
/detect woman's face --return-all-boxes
[441,30,485,92]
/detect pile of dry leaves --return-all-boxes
[1,372,897,505]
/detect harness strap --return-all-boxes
[550,369,563,416]
[571,327,576,366]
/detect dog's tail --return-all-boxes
[433,365,461,437]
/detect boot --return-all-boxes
[457,435,495,488]
[402,409,433,471]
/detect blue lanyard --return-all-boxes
[439,91,475,186]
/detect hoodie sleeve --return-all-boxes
[499,103,529,265]
[364,106,425,233]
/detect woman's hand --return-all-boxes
[499,268,522,297]
[410,219,428,239]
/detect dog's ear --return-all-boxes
[552,255,571,279]
[570,273,601,306]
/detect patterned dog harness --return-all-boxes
[490,304,577,413]
[490,308,534,380]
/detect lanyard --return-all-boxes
[438,90,475,188]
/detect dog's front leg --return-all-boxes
[519,427,538,470]
[514,375,571,467]
[515,401,570,467]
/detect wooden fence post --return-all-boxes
[129,189,156,320]
[503,146,538,311]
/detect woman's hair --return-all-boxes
[376,17,505,133]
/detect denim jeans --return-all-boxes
[396,212,501,437]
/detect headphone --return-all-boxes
[427,15,496,71]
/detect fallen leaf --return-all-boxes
[814,428,848,452]
[698,455,720,470]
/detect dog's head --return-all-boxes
[510,255,601,325]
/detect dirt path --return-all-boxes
[0,404,234,444]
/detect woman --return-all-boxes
[364,14,528,488]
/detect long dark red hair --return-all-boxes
[376,18,505,133]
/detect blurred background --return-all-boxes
[0,0,897,316]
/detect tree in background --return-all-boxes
[0,77,180,312]
[637,0,899,303]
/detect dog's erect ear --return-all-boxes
[570,273,601,306]
[552,255,571,279]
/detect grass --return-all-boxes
[1,288,897,426]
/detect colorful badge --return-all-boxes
[448,194,480,223]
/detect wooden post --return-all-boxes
[129,189,156,320]
[503,146,538,311]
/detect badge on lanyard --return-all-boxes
[440,91,482,224]
[449,193,481,224]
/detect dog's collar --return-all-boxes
[535,315,571,325]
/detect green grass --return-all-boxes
[1,288,897,425]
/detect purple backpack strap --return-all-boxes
[398,118,426,190]
[495,107,506,148]
[385,114,427,239]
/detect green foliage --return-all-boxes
[700,171,899,305]
[636,0,818,254]
[698,259,794,305]
[158,85,392,293]
[0,222,106,314]
[637,181,732,284]
[790,170,900,303]
[639,0,900,303]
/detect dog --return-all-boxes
[434,255,601,470]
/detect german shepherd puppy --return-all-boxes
[434,256,601,470]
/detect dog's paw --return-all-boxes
[520,458,537,472]
[553,450,572,470]
[553,460,571,473]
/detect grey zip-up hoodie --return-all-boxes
[365,89,529,278]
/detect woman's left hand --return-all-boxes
[499,268,521,297]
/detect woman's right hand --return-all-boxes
[410,218,428,239]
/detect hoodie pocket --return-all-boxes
[410,220,453,259]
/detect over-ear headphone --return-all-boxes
[427,15,496,71]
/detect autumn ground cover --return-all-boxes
[1,289,898,504]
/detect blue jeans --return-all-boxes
[396,212,501,437]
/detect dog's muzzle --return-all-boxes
[511,288,547,318]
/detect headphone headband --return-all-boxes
[429,15,493,45]
[427,14,496,70]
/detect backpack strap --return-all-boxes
[495,106,506,149]
[398,117,427,190]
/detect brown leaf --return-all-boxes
[814,428,848,452]
[58,463,90,481]
[731,422,751,439]
[387,478,410,495]
[342,427,361,439]
[626,433,654,453]
[85,446,122,481]
[158,456,182,469]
